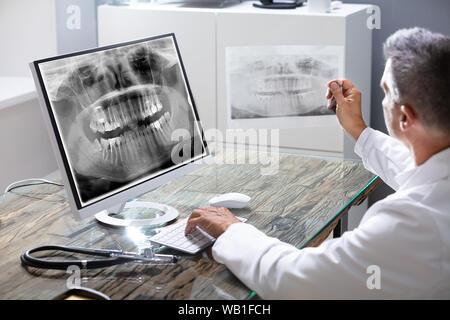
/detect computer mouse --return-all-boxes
[208,193,251,209]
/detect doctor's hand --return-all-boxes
[185,206,241,239]
[325,79,367,142]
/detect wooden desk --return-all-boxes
[0,151,380,299]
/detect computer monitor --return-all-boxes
[30,33,210,223]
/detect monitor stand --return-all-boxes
[95,200,179,228]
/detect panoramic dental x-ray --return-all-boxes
[38,37,204,206]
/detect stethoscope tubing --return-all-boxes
[20,245,137,270]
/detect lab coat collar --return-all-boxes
[396,147,450,190]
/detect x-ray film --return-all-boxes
[36,36,207,206]
[226,45,344,129]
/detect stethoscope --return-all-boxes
[21,245,178,270]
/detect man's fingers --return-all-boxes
[340,79,354,91]
[192,206,214,215]
[188,208,210,233]
[326,79,343,88]
[190,209,204,218]
[327,79,353,90]
[327,79,354,101]
[327,97,337,112]
[185,216,202,235]
[328,81,345,105]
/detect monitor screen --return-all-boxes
[33,34,208,209]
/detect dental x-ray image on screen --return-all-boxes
[35,35,207,207]
[226,45,342,120]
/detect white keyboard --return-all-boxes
[149,217,246,254]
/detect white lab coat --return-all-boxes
[212,128,450,299]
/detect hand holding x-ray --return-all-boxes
[326,79,367,142]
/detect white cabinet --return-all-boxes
[98,2,372,158]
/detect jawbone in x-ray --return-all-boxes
[226,45,343,128]
[38,37,205,206]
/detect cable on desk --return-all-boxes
[4,178,64,194]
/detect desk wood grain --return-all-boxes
[0,151,379,299]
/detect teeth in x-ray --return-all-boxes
[94,111,173,166]
[90,107,106,133]
[154,120,161,130]
[88,87,169,140]
[256,75,312,95]
[256,91,316,113]
[253,74,317,115]
[164,111,170,122]
[128,131,140,161]
[143,99,152,117]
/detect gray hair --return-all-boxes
[384,27,450,135]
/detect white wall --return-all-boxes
[0,0,58,191]
[0,0,57,77]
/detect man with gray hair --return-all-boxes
[185,27,450,299]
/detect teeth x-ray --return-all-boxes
[226,45,343,128]
[38,37,205,205]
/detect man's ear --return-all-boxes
[399,104,416,131]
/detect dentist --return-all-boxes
[186,27,450,299]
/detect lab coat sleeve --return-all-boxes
[212,204,442,299]
[354,128,413,190]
